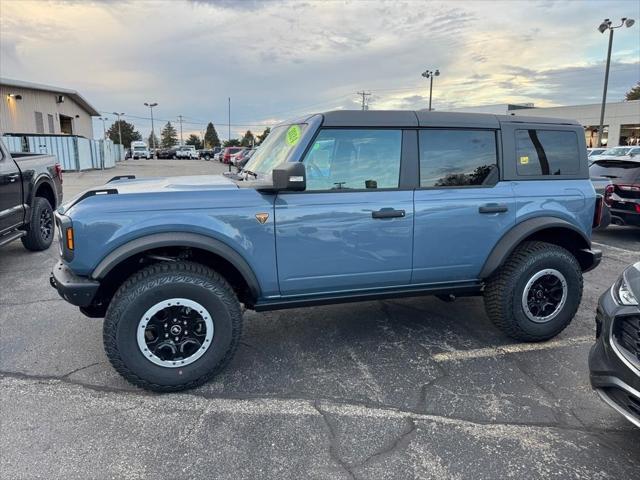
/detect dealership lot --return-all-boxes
[1,159,639,479]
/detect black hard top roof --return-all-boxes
[318,110,580,128]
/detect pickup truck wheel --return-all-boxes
[483,241,583,342]
[103,261,242,392]
[21,196,54,251]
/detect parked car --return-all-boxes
[124,148,132,160]
[233,148,256,169]
[131,141,152,160]
[50,110,602,392]
[157,147,178,159]
[590,146,640,162]
[199,147,223,161]
[222,146,244,164]
[591,175,612,230]
[590,158,640,227]
[1,139,63,251]
[176,145,198,160]
[590,261,640,428]
[213,151,223,162]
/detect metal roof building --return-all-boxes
[0,77,99,138]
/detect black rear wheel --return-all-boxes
[484,241,583,341]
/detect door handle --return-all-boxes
[8,175,20,183]
[372,208,406,219]
[479,203,508,214]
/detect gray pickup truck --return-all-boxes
[0,139,63,250]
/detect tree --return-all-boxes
[204,122,221,148]
[106,120,141,148]
[147,131,159,149]
[240,130,255,147]
[257,127,270,145]
[223,138,241,147]
[185,134,202,150]
[625,82,640,101]
[160,122,178,147]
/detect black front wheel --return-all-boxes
[103,261,243,392]
[21,196,54,251]
[484,241,583,341]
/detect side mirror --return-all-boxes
[272,162,306,191]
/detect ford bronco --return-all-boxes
[50,111,602,391]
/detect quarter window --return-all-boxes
[303,129,402,190]
[419,129,498,187]
[515,130,580,176]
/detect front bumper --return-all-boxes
[589,288,640,428]
[50,261,100,307]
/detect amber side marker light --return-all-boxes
[66,227,75,250]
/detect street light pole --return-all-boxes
[421,69,440,111]
[112,112,125,146]
[596,17,635,147]
[144,102,158,149]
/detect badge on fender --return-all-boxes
[255,213,269,224]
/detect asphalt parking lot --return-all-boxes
[1,159,639,479]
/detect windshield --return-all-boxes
[243,124,307,175]
[133,146,146,151]
[601,147,630,156]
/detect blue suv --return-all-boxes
[51,111,602,391]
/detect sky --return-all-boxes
[1,0,639,141]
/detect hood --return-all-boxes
[61,175,238,212]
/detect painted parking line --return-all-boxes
[432,335,593,362]
[592,241,639,255]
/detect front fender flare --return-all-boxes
[479,217,591,279]
[91,232,261,300]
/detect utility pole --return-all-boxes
[421,69,440,111]
[98,117,109,139]
[596,17,635,147]
[177,115,184,145]
[357,91,371,110]
[112,112,125,146]
[144,102,158,149]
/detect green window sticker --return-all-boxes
[286,125,302,146]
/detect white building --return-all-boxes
[446,100,640,148]
[0,77,99,138]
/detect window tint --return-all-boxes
[419,129,497,187]
[304,129,401,190]
[516,130,580,176]
[590,160,640,183]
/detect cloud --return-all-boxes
[1,0,638,140]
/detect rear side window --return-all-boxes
[419,129,498,187]
[304,129,402,190]
[516,130,580,176]
[589,160,640,183]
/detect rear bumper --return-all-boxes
[50,260,100,307]
[579,248,602,273]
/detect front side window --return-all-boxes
[243,124,307,176]
[419,129,498,187]
[303,129,402,191]
[516,129,580,176]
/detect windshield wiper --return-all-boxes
[243,169,258,178]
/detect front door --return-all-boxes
[275,128,414,296]
[0,149,24,234]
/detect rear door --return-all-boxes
[0,147,24,233]
[412,128,515,284]
[275,128,414,295]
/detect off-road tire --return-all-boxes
[484,241,583,342]
[21,196,54,251]
[103,261,242,392]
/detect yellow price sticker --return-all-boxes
[519,156,529,165]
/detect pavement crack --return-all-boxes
[358,417,417,466]
[313,400,357,480]
[0,298,63,307]
[61,362,104,379]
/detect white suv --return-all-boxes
[175,145,198,159]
